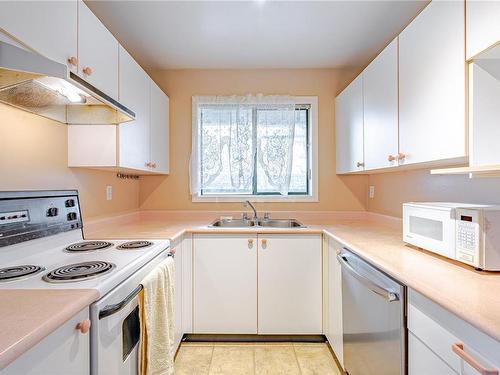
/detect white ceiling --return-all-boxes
[86,0,428,70]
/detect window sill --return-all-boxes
[192,194,319,203]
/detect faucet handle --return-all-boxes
[242,212,249,220]
[263,212,270,220]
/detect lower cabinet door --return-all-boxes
[258,234,322,334]
[1,308,90,375]
[327,237,344,368]
[409,332,457,375]
[193,234,257,334]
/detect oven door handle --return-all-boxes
[337,253,399,302]
[99,284,143,320]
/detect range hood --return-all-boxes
[0,40,135,124]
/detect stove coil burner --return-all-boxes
[43,261,116,283]
[116,241,153,250]
[0,265,45,282]
[65,241,113,252]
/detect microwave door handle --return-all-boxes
[337,254,399,302]
[99,284,143,320]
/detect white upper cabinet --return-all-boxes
[118,46,150,171]
[363,38,399,170]
[257,234,322,334]
[150,80,170,174]
[0,1,78,72]
[467,1,500,60]
[399,0,466,166]
[336,74,364,173]
[77,1,118,99]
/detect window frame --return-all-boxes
[191,95,319,203]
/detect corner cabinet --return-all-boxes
[1,308,90,375]
[398,0,466,166]
[68,48,170,175]
[193,234,322,335]
[335,74,364,173]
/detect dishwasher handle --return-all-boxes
[337,253,399,302]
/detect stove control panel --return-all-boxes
[0,191,82,247]
[0,210,29,225]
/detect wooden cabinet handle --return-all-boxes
[67,56,78,66]
[76,319,91,334]
[261,239,267,249]
[248,239,254,249]
[388,155,397,162]
[82,67,93,76]
[397,152,406,160]
[452,343,498,375]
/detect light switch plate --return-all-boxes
[369,185,375,199]
[106,185,112,201]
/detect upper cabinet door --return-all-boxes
[150,80,170,174]
[399,1,466,166]
[78,1,118,99]
[336,74,364,173]
[467,1,500,60]
[0,1,78,72]
[118,46,150,171]
[363,38,399,170]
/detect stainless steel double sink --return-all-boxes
[209,218,306,228]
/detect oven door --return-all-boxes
[403,204,456,259]
[89,250,171,375]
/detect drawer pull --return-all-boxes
[76,319,91,334]
[248,239,254,249]
[82,66,93,76]
[452,343,498,375]
[261,239,267,249]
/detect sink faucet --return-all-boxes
[245,200,258,220]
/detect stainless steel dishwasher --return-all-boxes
[337,248,406,375]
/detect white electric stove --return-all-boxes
[0,190,172,375]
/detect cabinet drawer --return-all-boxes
[408,289,500,374]
[409,332,456,375]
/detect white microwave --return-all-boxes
[403,202,500,271]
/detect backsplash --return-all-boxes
[0,103,140,219]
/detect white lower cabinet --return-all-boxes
[408,289,500,375]
[1,308,90,375]
[326,237,344,368]
[193,233,322,335]
[258,234,322,334]
[193,234,258,334]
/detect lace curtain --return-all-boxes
[191,94,296,196]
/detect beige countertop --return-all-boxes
[0,289,99,370]
[83,210,500,343]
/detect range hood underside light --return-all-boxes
[0,40,135,125]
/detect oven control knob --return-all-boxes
[47,207,58,217]
[65,199,75,208]
[67,212,77,221]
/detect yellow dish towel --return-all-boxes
[139,256,175,375]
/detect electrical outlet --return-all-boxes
[369,185,375,199]
[106,186,113,201]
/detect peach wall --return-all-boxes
[139,68,369,211]
[0,103,139,219]
[367,168,500,217]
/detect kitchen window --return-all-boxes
[191,95,318,202]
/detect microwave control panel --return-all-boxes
[455,209,480,266]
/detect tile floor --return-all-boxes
[174,342,342,375]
